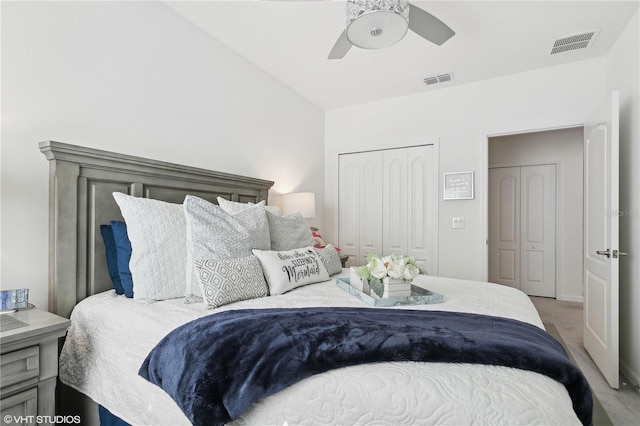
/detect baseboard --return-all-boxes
[557,295,584,303]
[620,358,640,387]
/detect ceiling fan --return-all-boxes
[328,0,455,59]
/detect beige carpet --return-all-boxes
[545,322,612,426]
[532,296,640,426]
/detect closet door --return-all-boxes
[338,151,383,265]
[407,146,437,274]
[488,167,521,288]
[520,164,556,297]
[358,152,384,263]
[488,164,556,297]
[340,146,435,271]
[338,154,360,264]
[383,149,408,257]
[382,146,437,274]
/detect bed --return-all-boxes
[40,141,592,426]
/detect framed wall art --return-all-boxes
[443,171,474,200]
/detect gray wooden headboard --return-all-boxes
[40,141,274,318]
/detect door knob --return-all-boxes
[596,249,611,258]
[613,250,628,258]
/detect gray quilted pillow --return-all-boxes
[266,210,315,251]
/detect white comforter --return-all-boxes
[59,272,581,425]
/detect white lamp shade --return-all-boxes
[283,192,316,218]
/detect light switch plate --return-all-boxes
[452,217,465,229]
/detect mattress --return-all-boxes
[59,272,582,425]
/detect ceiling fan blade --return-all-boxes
[328,30,352,60]
[408,3,455,46]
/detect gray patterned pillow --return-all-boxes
[266,210,315,251]
[183,195,271,299]
[314,244,343,276]
[195,256,268,309]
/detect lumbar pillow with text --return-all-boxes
[194,256,268,309]
[252,247,330,295]
[112,192,186,300]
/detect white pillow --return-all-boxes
[195,256,268,309]
[217,197,265,215]
[184,195,271,298]
[217,197,281,216]
[112,192,186,300]
[252,247,330,295]
[266,210,315,251]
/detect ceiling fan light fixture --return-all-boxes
[346,0,409,49]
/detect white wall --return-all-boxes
[489,127,584,302]
[325,59,606,289]
[0,1,325,311]
[606,9,640,387]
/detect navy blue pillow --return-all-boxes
[100,224,125,295]
[110,221,134,298]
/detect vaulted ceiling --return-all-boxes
[165,1,639,109]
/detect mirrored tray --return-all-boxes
[336,277,443,307]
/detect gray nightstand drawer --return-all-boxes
[0,387,38,425]
[0,308,69,421]
[0,346,39,392]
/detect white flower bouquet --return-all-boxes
[354,253,420,297]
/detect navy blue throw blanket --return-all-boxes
[139,307,592,426]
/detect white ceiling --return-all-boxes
[165,0,639,109]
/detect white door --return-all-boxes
[406,146,437,275]
[488,165,556,297]
[489,167,520,288]
[358,152,384,263]
[338,154,360,264]
[383,149,408,258]
[340,146,437,270]
[584,91,620,389]
[520,165,556,297]
[338,151,383,265]
[382,146,437,274]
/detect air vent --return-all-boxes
[551,29,600,55]
[424,72,454,86]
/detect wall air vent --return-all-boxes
[424,72,454,86]
[551,29,600,55]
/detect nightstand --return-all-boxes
[0,308,70,425]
